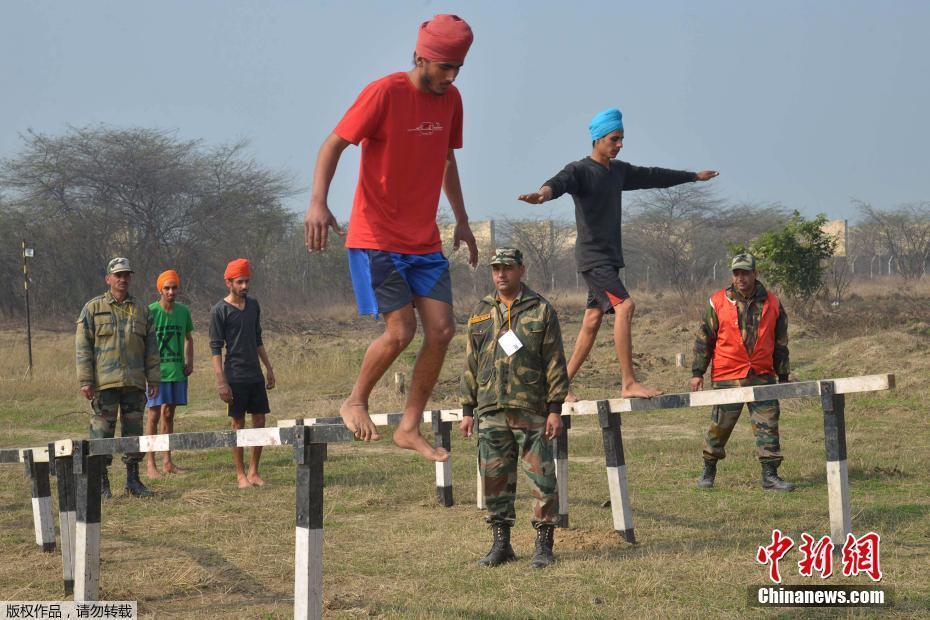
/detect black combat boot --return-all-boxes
[124,461,154,498]
[761,462,795,492]
[478,522,516,567]
[100,466,112,500]
[697,459,717,489]
[530,524,555,569]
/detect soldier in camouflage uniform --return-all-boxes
[460,248,569,568]
[690,253,794,491]
[76,257,161,498]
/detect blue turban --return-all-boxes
[589,107,624,140]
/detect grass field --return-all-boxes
[1,282,928,618]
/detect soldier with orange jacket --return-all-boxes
[690,253,795,491]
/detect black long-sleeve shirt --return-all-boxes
[209,297,265,383]
[544,157,697,272]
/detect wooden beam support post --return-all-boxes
[554,414,571,528]
[294,425,325,620]
[53,446,77,595]
[73,440,103,602]
[432,410,454,507]
[25,450,56,552]
[475,415,486,510]
[821,380,851,547]
[598,400,635,543]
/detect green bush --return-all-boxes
[731,211,837,302]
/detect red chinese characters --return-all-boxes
[841,532,883,581]
[797,533,834,578]
[757,529,795,584]
[758,530,884,583]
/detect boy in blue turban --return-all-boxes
[518,107,718,400]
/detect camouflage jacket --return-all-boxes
[76,292,161,391]
[691,281,790,381]
[461,286,569,417]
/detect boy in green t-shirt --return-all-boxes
[145,269,194,478]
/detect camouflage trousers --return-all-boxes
[90,387,146,465]
[702,373,783,465]
[478,408,558,527]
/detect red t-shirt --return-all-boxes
[335,72,463,254]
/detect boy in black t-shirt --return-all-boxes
[209,258,277,488]
[518,107,718,400]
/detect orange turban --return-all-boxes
[224,258,251,281]
[156,269,180,291]
[415,14,474,64]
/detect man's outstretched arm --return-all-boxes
[624,164,719,191]
[443,149,478,267]
[518,162,579,205]
[304,133,351,252]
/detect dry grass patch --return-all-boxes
[1,289,928,616]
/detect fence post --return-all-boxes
[24,450,56,552]
[294,425,325,620]
[554,414,571,528]
[432,410,453,507]
[73,440,103,601]
[598,400,635,543]
[820,381,851,548]
[475,415,485,510]
[52,445,77,596]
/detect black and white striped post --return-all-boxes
[72,440,103,602]
[553,414,571,528]
[293,425,325,620]
[52,446,77,596]
[475,415,485,510]
[598,400,635,543]
[820,380,851,546]
[432,410,454,507]
[24,449,56,552]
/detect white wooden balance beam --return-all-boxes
[0,373,894,617]
[278,373,894,545]
[2,424,354,620]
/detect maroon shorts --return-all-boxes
[581,265,630,313]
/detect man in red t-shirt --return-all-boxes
[304,14,478,462]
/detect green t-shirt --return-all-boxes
[149,301,194,382]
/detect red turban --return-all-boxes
[156,269,180,291]
[415,14,474,64]
[224,258,251,281]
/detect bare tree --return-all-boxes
[0,126,297,317]
[623,185,725,296]
[497,218,575,291]
[856,201,930,279]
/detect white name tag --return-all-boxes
[498,330,523,356]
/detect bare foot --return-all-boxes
[163,463,186,474]
[621,382,663,399]
[237,475,252,489]
[339,399,382,441]
[246,472,266,487]
[565,390,578,403]
[145,465,162,479]
[393,427,449,462]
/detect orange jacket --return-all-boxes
[709,288,780,381]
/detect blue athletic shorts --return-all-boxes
[146,380,188,407]
[347,249,453,317]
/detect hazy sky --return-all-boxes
[3,1,929,223]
